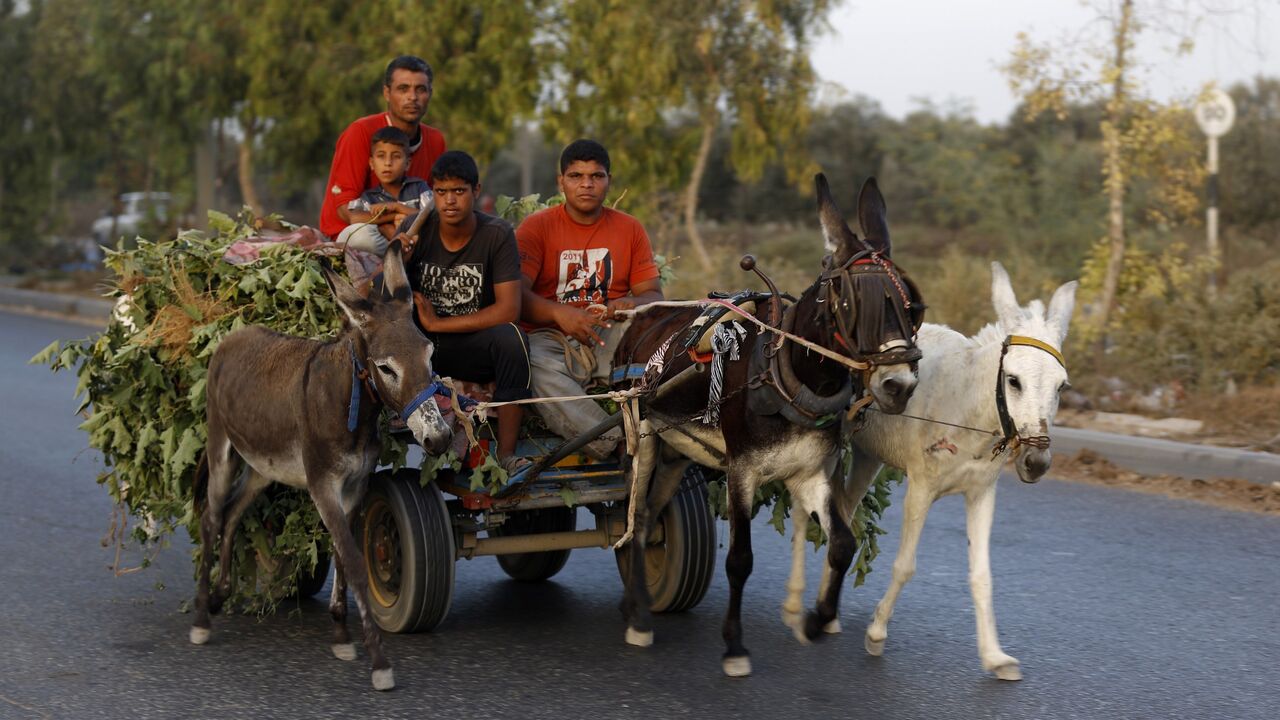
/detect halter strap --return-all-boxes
[399,378,477,422]
[992,334,1065,458]
[1006,335,1066,369]
[347,340,379,432]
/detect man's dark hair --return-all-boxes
[370,127,411,152]
[383,55,434,89]
[430,151,480,188]
[559,139,611,174]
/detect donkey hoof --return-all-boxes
[781,606,802,627]
[625,627,654,647]
[865,633,886,656]
[189,626,210,645]
[371,667,395,691]
[992,660,1023,681]
[824,619,843,635]
[789,618,812,646]
[722,655,752,677]
[331,643,357,661]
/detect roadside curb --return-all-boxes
[0,286,112,324]
[1054,426,1280,485]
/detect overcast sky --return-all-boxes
[811,0,1280,124]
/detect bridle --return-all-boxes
[991,334,1066,458]
[744,250,926,426]
[813,248,925,367]
[345,339,470,433]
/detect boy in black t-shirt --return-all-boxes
[396,151,532,471]
[336,127,432,255]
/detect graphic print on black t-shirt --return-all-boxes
[418,262,484,316]
[557,248,611,304]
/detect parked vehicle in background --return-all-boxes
[92,192,172,245]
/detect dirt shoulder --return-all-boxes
[1049,448,1280,516]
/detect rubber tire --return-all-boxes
[357,469,455,633]
[615,468,718,613]
[493,506,577,582]
[293,549,331,599]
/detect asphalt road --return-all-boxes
[2,309,1278,720]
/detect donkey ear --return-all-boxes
[990,262,1022,326]
[857,177,891,257]
[1046,280,1078,345]
[322,266,373,328]
[816,173,858,265]
[381,242,412,303]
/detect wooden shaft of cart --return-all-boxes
[520,363,705,479]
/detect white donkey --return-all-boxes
[782,262,1076,681]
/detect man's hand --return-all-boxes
[554,304,608,347]
[606,296,639,319]
[393,231,420,256]
[413,290,439,331]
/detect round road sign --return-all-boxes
[1195,88,1236,138]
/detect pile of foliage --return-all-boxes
[37,198,902,612]
[35,210,408,611]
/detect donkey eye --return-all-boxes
[375,362,398,379]
[1007,376,1022,392]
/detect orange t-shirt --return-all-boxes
[516,204,660,328]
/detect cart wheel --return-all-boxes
[493,507,577,582]
[357,469,455,633]
[616,467,718,613]
[293,549,331,599]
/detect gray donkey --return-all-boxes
[189,243,452,691]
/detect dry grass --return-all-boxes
[139,269,230,358]
[1176,385,1280,451]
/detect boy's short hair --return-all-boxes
[559,139,611,174]
[370,127,411,152]
[384,55,434,89]
[430,151,480,188]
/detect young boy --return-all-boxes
[336,127,432,255]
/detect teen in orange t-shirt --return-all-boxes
[516,139,663,459]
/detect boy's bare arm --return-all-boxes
[341,202,418,226]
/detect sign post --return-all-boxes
[1194,88,1236,291]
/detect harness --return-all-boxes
[745,251,925,427]
[991,334,1066,457]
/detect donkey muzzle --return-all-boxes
[1015,446,1051,484]
[406,401,453,455]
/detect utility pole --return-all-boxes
[1194,88,1236,292]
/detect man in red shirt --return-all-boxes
[517,139,663,459]
[319,55,447,239]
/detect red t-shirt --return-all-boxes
[318,113,447,237]
[516,204,660,329]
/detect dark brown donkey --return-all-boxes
[189,244,452,691]
[613,175,925,676]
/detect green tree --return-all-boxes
[1004,0,1205,348]
[1220,77,1280,231]
[542,0,832,271]
[0,0,47,265]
